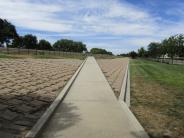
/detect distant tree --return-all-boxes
[38,39,52,50]
[175,34,184,57]
[161,39,169,57]
[90,48,113,55]
[53,39,87,53]
[53,39,72,51]
[11,36,23,48]
[147,42,161,58]
[134,34,184,61]
[0,18,89,52]
[0,18,18,46]
[129,51,137,59]
[165,36,177,63]
[74,42,87,52]
[147,35,183,60]
[22,34,38,49]
[118,53,129,57]
[138,47,147,57]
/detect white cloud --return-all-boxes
[0,0,72,32]
[105,1,149,20]
[0,0,156,35]
[0,0,183,53]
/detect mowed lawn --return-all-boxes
[130,59,184,138]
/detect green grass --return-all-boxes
[131,59,184,89]
[130,59,184,138]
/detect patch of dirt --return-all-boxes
[131,76,184,138]
[0,59,82,137]
[97,58,129,97]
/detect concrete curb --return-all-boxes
[119,60,149,138]
[25,58,87,138]
[119,60,130,107]
[119,101,149,138]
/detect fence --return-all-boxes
[0,47,87,58]
[0,47,117,59]
[149,57,184,65]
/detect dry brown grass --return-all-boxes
[131,60,184,138]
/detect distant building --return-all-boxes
[0,42,6,48]
[159,54,169,58]
[163,54,169,58]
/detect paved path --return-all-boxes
[38,57,148,138]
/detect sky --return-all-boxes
[0,0,184,54]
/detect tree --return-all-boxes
[138,34,184,61]
[0,18,18,46]
[22,34,38,49]
[53,39,87,53]
[129,51,137,58]
[175,34,184,57]
[165,36,177,63]
[11,36,23,48]
[138,47,147,57]
[0,18,89,52]
[74,42,87,52]
[160,39,169,57]
[90,48,113,55]
[147,42,161,58]
[38,39,52,50]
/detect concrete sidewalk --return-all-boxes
[38,57,148,138]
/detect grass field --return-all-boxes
[130,59,184,138]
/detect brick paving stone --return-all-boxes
[0,131,15,138]
[30,100,47,108]
[97,58,128,97]
[25,114,39,120]
[0,59,82,137]
[1,110,18,121]
[38,96,53,103]
[0,104,8,110]
[18,96,32,101]
[1,88,12,93]
[5,124,28,131]
[18,89,30,95]
[33,110,45,117]
[16,105,34,113]
[0,85,5,89]
[14,120,33,127]
[8,99,23,105]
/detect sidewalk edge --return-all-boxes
[25,58,87,138]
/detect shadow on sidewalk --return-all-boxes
[38,102,81,137]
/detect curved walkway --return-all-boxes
[38,57,148,138]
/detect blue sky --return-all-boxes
[1,0,184,54]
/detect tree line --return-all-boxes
[0,18,87,53]
[122,34,184,60]
[90,48,113,55]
